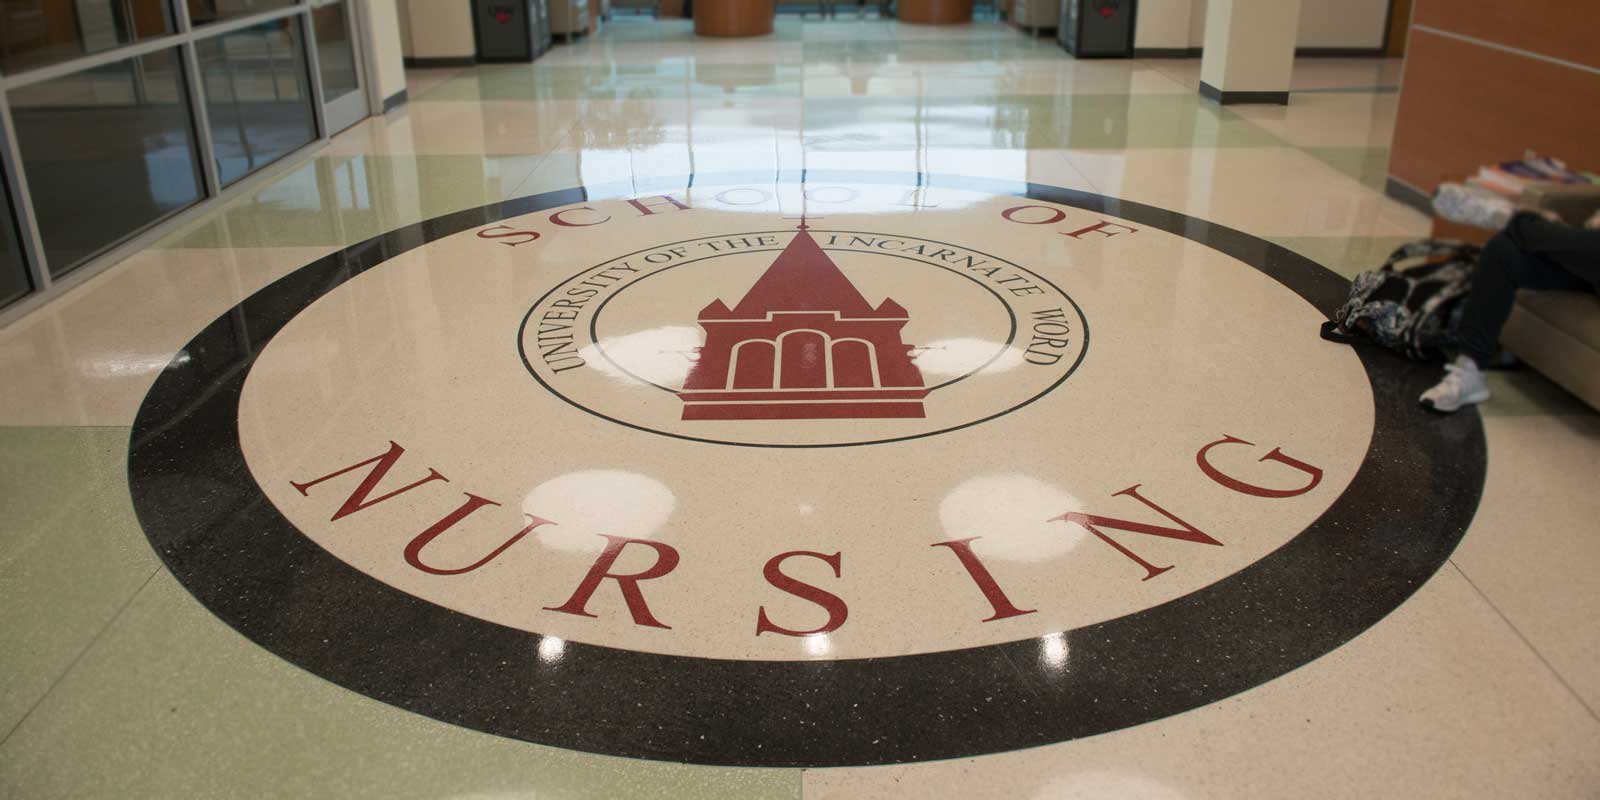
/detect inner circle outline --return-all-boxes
[516,228,1087,449]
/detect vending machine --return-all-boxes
[473,0,555,62]
[1058,0,1136,58]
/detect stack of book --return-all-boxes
[1434,155,1599,230]
[1469,156,1599,197]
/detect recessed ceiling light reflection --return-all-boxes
[803,634,833,659]
[914,338,1022,378]
[521,470,676,553]
[79,349,193,378]
[584,326,704,388]
[668,183,988,217]
[939,474,1085,562]
[537,635,566,665]
[1039,632,1068,673]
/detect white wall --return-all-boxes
[1188,0,1208,46]
[1136,0,1388,52]
[402,0,475,59]
[1296,0,1388,48]
[1132,0,1192,49]
[395,0,415,57]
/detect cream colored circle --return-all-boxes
[237,184,1375,661]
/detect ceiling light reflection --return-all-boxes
[939,474,1085,562]
[521,470,676,552]
[583,326,704,388]
[78,349,192,378]
[914,338,1022,378]
[803,634,834,659]
[537,635,566,665]
[1039,632,1069,673]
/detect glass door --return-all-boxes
[310,0,370,134]
[0,161,32,307]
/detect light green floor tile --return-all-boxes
[564,102,802,150]
[595,17,802,42]
[802,94,1283,151]
[1481,367,1593,418]
[0,571,800,800]
[0,426,157,738]
[156,153,550,249]
[1267,235,1413,279]
[801,39,1063,63]
[1302,146,1391,190]
[417,63,804,102]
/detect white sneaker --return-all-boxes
[1420,355,1490,413]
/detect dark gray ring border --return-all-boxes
[129,171,1486,768]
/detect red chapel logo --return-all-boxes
[516,196,1094,447]
[677,226,931,421]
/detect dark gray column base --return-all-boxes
[403,56,477,68]
[381,89,408,114]
[1133,47,1203,58]
[1199,81,1290,105]
[1384,176,1435,216]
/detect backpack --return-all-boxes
[1319,240,1480,361]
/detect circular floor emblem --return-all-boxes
[130,173,1485,767]
[518,226,1086,447]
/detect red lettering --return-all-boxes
[627,194,692,216]
[1049,485,1222,581]
[475,224,541,247]
[290,441,446,522]
[549,206,610,227]
[931,538,1036,622]
[1196,435,1323,499]
[1062,220,1137,240]
[545,535,681,629]
[1001,205,1066,225]
[756,551,849,637]
[403,493,555,575]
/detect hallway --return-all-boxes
[2,15,1597,799]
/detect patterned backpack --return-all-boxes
[1319,240,1480,361]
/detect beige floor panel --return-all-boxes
[325,100,581,156]
[1452,413,1600,713]
[1061,147,1430,237]
[802,564,1600,799]
[1225,92,1400,148]
[1142,57,1404,93]
[0,247,336,426]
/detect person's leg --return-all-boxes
[1502,211,1600,286]
[1423,213,1598,412]
[1455,216,1593,367]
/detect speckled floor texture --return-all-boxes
[2,16,1598,800]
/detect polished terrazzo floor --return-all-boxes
[3,17,1599,799]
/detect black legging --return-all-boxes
[1458,212,1600,366]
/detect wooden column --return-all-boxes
[694,0,776,36]
[897,0,974,24]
